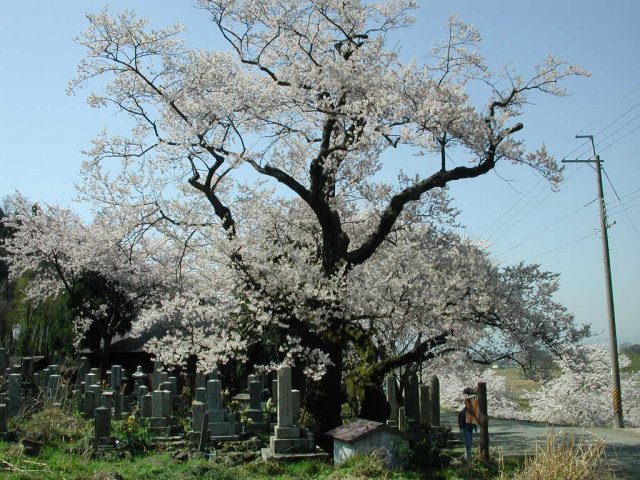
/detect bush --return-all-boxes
[511,431,608,480]
[18,406,89,444]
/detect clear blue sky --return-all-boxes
[1,1,638,343]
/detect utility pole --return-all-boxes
[563,134,623,428]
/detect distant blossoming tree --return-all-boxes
[2,195,174,366]
[526,345,640,427]
[67,0,588,431]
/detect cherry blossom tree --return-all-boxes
[68,0,588,431]
[1,195,174,366]
[526,345,640,427]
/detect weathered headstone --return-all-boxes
[151,390,164,418]
[94,406,114,446]
[110,365,123,389]
[429,376,440,427]
[77,357,90,387]
[84,390,96,416]
[419,385,431,427]
[0,348,6,373]
[132,366,145,396]
[199,411,209,452]
[271,379,278,406]
[249,380,262,410]
[195,387,207,404]
[85,373,98,388]
[404,372,420,431]
[276,367,293,429]
[140,394,152,418]
[168,376,178,396]
[195,372,207,390]
[398,406,406,431]
[102,391,114,410]
[161,390,172,417]
[291,389,301,422]
[190,401,206,445]
[152,360,162,390]
[48,374,61,396]
[8,373,22,414]
[0,403,8,439]
[385,375,399,426]
[20,357,34,383]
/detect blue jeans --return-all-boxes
[463,425,473,461]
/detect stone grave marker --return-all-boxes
[404,372,420,431]
[385,375,399,426]
[419,385,431,427]
[430,376,440,427]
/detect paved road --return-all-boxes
[441,412,640,478]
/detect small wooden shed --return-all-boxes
[326,418,409,469]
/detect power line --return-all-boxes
[600,123,640,154]
[498,197,598,256]
[524,230,598,261]
[487,166,583,244]
[602,167,640,241]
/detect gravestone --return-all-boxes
[32,372,41,389]
[0,403,8,439]
[77,357,90,387]
[21,357,34,384]
[110,365,123,389]
[195,387,207,404]
[385,375,399,426]
[140,394,152,418]
[48,374,61,396]
[168,376,178,396]
[132,366,145,397]
[195,372,207,390]
[85,373,98,388]
[249,380,262,410]
[398,407,406,431]
[263,366,324,459]
[271,379,278,406]
[404,373,420,431]
[152,360,162,390]
[8,373,22,414]
[291,389,301,423]
[149,390,170,436]
[429,376,440,427]
[84,390,96,416]
[0,348,6,373]
[419,385,431,427]
[207,379,235,437]
[94,406,115,447]
[190,401,206,445]
[102,391,113,410]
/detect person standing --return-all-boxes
[458,390,480,462]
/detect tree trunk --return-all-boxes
[303,341,343,434]
[359,380,390,423]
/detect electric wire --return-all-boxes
[498,197,598,256]
[602,167,640,241]
[524,230,599,261]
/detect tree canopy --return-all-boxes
[3,0,589,432]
